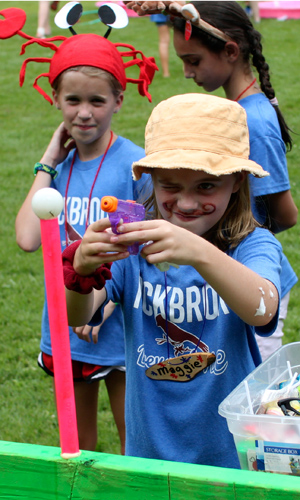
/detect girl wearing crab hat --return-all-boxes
[1,5,159,453]
[64,93,283,468]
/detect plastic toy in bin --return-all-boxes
[278,398,300,417]
[257,372,300,416]
[219,342,300,475]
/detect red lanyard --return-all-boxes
[234,77,257,102]
[64,131,113,246]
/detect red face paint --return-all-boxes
[162,202,216,217]
[185,20,192,41]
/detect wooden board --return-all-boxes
[0,440,300,499]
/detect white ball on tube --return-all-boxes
[32,187,64,220]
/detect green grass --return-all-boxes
[0,2,299,453]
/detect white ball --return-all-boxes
[32,188,64,220]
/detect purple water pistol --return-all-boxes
[101,196,145,255]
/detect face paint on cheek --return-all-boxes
[162,201,173,217]
[201,204,216,215]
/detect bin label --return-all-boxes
[255,440,300,475]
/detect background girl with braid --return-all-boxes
[12,8,157,453]
[171,1,298,361]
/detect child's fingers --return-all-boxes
[82,219,129,255]
[109,219,153,238]
[109,220,167,246]
[91,325,101,344]
[72,325,91,342]
[78,238,129,265]
[73,324,100,344]
[65,139,76,153]
[88,217,112,233]
[73,218,130,273]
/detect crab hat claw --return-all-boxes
[0,7,26,39]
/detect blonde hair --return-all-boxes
[52,66,124,98]
[207,176,259,251]
[144,173,259,251]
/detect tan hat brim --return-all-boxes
[132,149,269,181]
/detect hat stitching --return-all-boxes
[146,136,249,156]
[144,148,250,161]
[134,152,263,167]
[149,115,248,127]
[146,119,249,130]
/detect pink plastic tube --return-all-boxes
[40,218,80,458]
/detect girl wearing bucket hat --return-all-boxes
[10,5,158,453]
[63,93,283,468]
[170,1,297,362]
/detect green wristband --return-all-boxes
[34,162,58,179]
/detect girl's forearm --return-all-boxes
[66,288,107,326]
[192,240,279,327]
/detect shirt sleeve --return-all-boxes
[249,135,290,197]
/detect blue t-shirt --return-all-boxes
[40,136,149,365]
[239,94,297,298]
[240,93,290,222]
[92,227,282,467]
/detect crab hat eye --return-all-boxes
[54,1,83,29]
[98,3,128,29]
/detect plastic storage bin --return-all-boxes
[219,342,300,475]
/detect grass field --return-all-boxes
[0,1,299,454]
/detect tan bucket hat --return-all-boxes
[132,93,269,180]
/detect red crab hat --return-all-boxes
[48,35,127,89]
[0,7,158,104]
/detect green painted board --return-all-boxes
[0,440,299,499]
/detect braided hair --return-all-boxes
[172,1,292,150]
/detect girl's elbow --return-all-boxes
[281,208,298,230]
[250,291,279,327]
[252,303,279,328]
[16,233,40,252]
[252,313,276,328]
[290,206,298,227]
